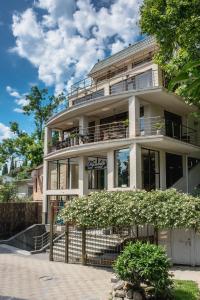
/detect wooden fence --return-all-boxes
[0,202,42,238]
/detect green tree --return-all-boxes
[24,86,65,141]
[140,0,200,104]
[0,182,17,202]
[0,86,65,175]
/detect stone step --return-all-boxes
[53,239,121,250]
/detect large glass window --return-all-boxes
[87,157,107,190]
[166,153,183,188]
[142,148,160,191]
[48,158,79,190]
[115,148,130,187]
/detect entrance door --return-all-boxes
[164,111,182,139]
[142,148,160,191]
[171,229,192,265]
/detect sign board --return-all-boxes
[86,158,107,170]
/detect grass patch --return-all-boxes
[174,280,200,300]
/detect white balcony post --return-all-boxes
[79,156,88,196]
[129,96,140,138]
[44,126,52,156]
[130,143,142,189]
[79,116,88,135]
[42,159,48,224]
[160,150,166,190]
[107,150,114,190]
[58,130,64,142]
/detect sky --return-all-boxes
[0,0,143,141]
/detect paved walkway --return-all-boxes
[0,245,112,300]
[0,245,200,300]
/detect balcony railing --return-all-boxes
[138,116,200,146]
[53,69,161,115]
[51,121,129,152]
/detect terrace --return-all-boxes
[49,116,200,153]
[54,68,162,115]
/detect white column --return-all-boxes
[79,116,88,135]
[130,143,142,189]
[58,130,64,142]
[42,160,48,224]
[104,83,110,96]
[79,156,88,196]
[160,150,166,190]
[44,126,52,155]
[107,150,114,190]
[128,96,140,138]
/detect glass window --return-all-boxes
[70,158,79,189]
[142,148,160,191]
[87,157,107,190]
[48,158,79,190]
[48,161,58,190]
[166,153,183,188]
[115,148,130,187]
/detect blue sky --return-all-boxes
[0,0,142,141]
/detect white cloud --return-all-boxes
[6,86,29,113]
[11,0,143,93]
[0,123,12,141]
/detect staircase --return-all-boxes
[48,229,124,265]
[172,162,200,194]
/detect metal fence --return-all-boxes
[49,203,156,267]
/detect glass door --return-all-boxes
[142,148,160,191]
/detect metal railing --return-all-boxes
[52,69,161,116]
[33,231,51,251]
[51,121,129,152]
[138,116,199,146]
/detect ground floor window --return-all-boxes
[48,158,79,190]
[142,148,160,191]
[87,157,107,190]
[166,153,183,188]
[114,148,130,187]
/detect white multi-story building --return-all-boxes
[42,37,200,223]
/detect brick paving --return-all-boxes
[0,246,112,300]
[0,245,200,300]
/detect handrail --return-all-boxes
[53,69,160,115]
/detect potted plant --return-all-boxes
[154,121,164,135]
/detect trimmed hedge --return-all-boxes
[59,189,200,230]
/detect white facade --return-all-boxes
[42,38,200,223]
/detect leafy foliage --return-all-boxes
[169,60,200,108]
[0,181,17,203]
[140,0,200,106]
[60,189,200,230]
[114,242,173,299]
[0,86,65,176]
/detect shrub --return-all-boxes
[114,241,173,299]
[59,189,200,230]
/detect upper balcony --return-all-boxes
[53,67,163,117]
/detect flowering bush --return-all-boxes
[114,241,173,299]
[59,189,200,230]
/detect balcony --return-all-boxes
[138,116,200,147]
[51,121,129,152]
[54,69,161,115]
